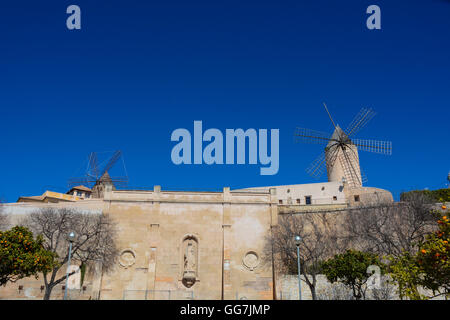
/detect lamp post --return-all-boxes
[294,235,302,300]
[64,231,76,300]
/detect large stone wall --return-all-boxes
[0,187,277,300]
[0,183,395,300]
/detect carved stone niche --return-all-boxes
[181,235,198,288]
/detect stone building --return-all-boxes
[1,185,279,300]
[0,179,392,300]
[0,144,393,300]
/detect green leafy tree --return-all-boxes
[321,249,385,300]
[390,207,449,299]
[417,210,450,296]
[388,252,422,299]
[0,226,55,286]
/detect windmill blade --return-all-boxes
[345,145,368,184]
[294,127,336,145]
[345,108,376,137]
[106,176,129,189]
[340,147,363,187]
[345,108,369,135]
[306,152,327,179]
[67,177,94,188]
[325,144,340,172]
[323,102,338,130]
[360,166,368,184]
[113,183,127,189]
[352,139,392,155]
[109,176,129,184]
[88,152,99,179]
[101,150,122,176]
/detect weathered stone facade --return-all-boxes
[0,179,394,300]
[0,186,278,300]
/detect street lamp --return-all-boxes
[294,235,302,300]
[64,231,76,300]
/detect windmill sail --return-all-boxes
[68,150,129,195]
[306,152,327,179]
[294,103,392,187]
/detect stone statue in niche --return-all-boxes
[182,236,198,288]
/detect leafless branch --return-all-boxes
[343,192,436,257]
[23,207,118,299]
[265,212,346,299]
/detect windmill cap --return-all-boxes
[328,125,349,143]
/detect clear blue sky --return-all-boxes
[1,0,449,202]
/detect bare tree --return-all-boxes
[24,208,118,300]
[368,276,397,300]
[266,212,346,300]
[344,192,436,258]
[316,283,354,300]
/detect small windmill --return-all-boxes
[68,150,128,197]
[294,103,392,188]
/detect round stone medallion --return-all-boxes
[242,251,259,271]
[119,249,136,268]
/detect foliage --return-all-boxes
[0,226,55,286]
[417,211,450,294]
[388,252,423,300]
[400,189,450,203]
[321,249,385,300]
[389,206,450,299]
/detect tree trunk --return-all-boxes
[310,286,317,300]
[43,269,58,300]
[43,284,53,300]
[352,285,362,300]
[42,268,76,300]
[307,278,317,300]
[304,273,318,300]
